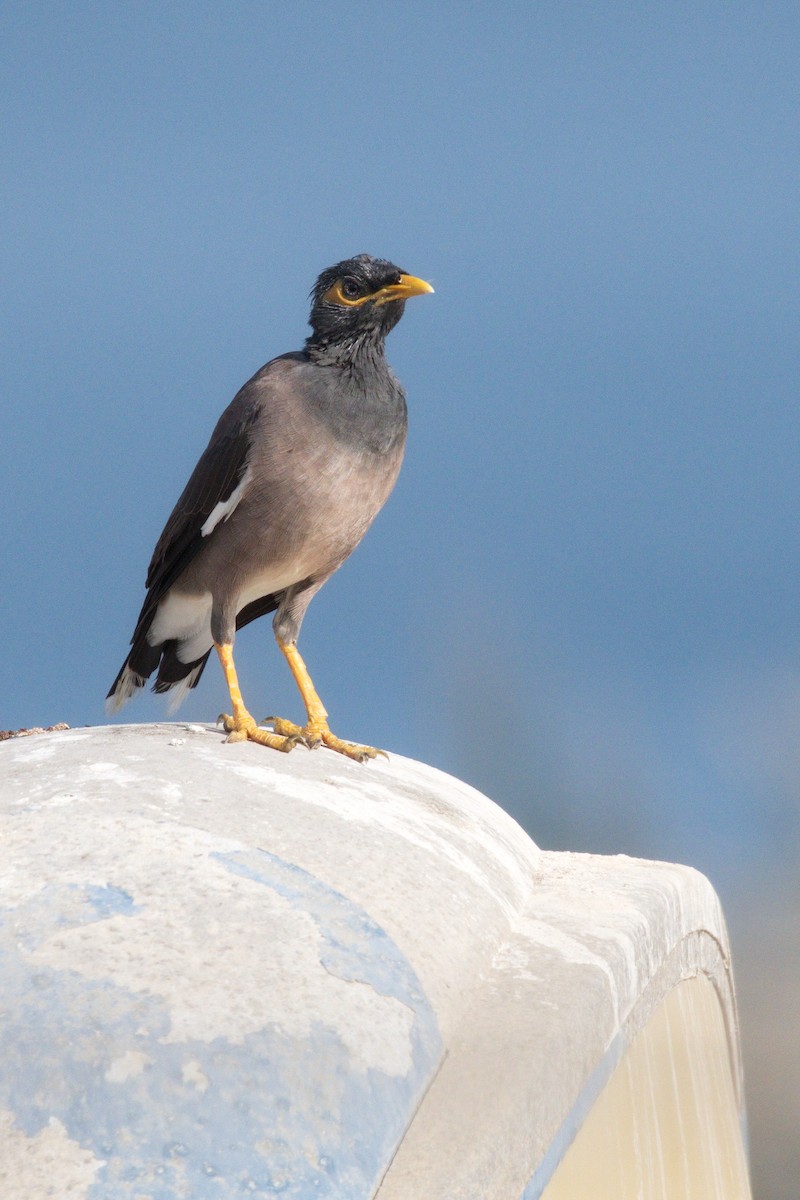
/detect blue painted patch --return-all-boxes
[85,884,137,920]
[10,883,138,951]
[0,852,442,1199]
[213,849,434,1019]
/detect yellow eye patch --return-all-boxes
[322,274,434,308]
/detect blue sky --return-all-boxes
[4,3,800,902]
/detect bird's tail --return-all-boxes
[152,642,212,714]
[106,586,280,716]
[105,631,211,716]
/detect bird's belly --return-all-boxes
[153,440,404,661]
[235,553,328,611]
[236,442,403,585]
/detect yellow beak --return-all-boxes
[372,274,435,305]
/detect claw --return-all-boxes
[262,716,306,740]
[259,714,386,761]
[216,710,297,752]
[318,731,386,762]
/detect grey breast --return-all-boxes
[176,354,408,611]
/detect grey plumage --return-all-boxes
[106,255,432,749]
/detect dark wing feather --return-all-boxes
[129,396,261,642]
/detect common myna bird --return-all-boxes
[106,254,433,760]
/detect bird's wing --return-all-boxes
[133,397,261,631]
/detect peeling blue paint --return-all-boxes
[0,852,442,1199]
[85,884,138,920]
[10,882,138,952]
[213,849,434,1017]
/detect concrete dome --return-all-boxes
[0,723,747,1199]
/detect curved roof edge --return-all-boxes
[0,723,741,1200]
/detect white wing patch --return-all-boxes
[200,466,253,538]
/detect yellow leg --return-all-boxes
[267,638,386,762]
[215,642,296,753]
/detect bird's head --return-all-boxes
[306,254,433,353]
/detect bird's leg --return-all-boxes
[214,642,297,752]
[267,637,386,762]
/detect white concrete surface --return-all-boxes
[0,723,746,1199]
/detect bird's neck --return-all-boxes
[307,326,395,369]
[302,333,407,455]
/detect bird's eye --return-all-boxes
[340,277,361,300]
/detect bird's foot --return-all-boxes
[216,711,299,753]
[264,716,387,763]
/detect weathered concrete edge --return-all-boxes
[519,924,741,1199]
[375,853,740,1200]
